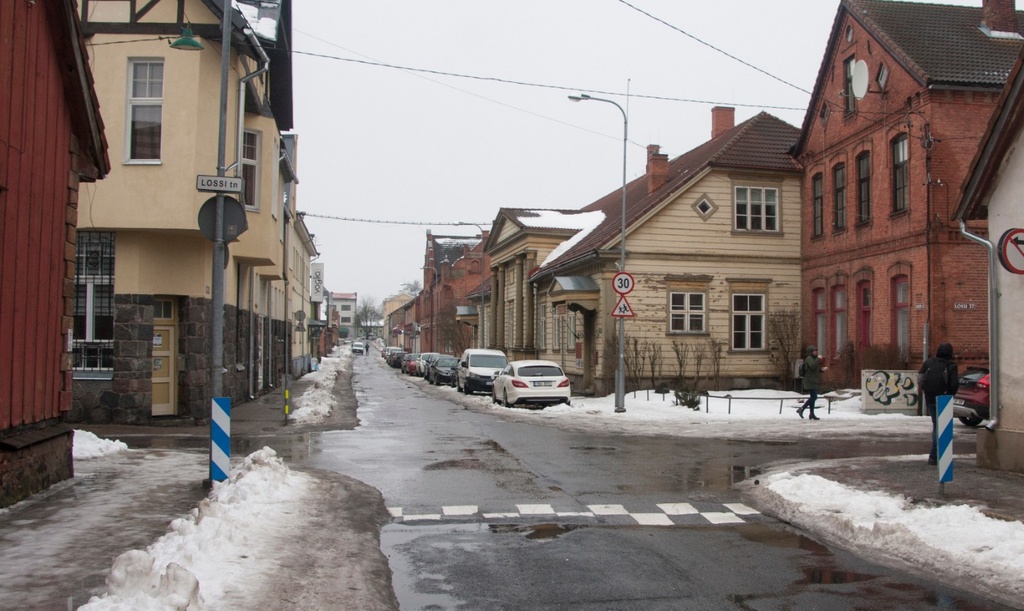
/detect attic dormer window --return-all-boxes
[877,64,889,90]
[692,195,718,221]
[845,25,853,42]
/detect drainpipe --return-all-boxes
[235,30,270,176]
[959,220,999,429]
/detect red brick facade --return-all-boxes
[414,231,490,355]
[796,5,999,375]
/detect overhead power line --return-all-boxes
[301,212,489,228]
[615,0,812,96]
[291,48,805,112]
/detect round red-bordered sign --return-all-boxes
[997,228,1024,275]
[612,272,635,295]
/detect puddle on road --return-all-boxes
[488,522,586,540]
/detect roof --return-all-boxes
[428,234,482,273]
[956,42,1024,220]
[846,0,1024,89]
[797,0,1024,154]
[534,112,800,275]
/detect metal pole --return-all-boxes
[568,94,627,412]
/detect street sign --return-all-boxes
[997,227,1024,275]
[196,174,243,193]
[197,196,248,242]
[611,295,635,317]
[613,272,635,295]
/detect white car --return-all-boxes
[492,360,571,408]
[351,341,366,355]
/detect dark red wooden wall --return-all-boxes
[1,0,76,429]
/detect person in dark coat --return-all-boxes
[918,342,960,465]
[798,346,827,420]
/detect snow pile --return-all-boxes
[73,430,129,460]
[755,472,1024,601]
[288,347,347,424]
[77,448,313,611]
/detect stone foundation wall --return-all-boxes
[0,428,73,508]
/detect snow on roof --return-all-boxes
[233,0,279,41]
[433,237,480,247]
[518,209,602,230]
[537,211,605,269]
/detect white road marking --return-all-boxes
[588,504,629,515]
[657,503,699,515]
[443,505,478,516]
[723,503,759,515]
[517,504,555,515]
[631,513,675,526]
[702,512,745,524]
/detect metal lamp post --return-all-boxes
[569,93,628,413]
[211,0,232,402]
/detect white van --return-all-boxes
[456,349,508,395]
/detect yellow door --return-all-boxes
[152,299,177,416]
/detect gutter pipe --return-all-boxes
[959,220,1000,430]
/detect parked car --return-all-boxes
[416,352,439,377]
[388,351,407,368]
[429,355,460,386]
[492,360,571,408]
[456,348,508,394]
[351,341,366,355]
[403,353,421,375]
[383,346,403,362]
[953,367,990,427]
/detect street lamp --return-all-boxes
[458,222,489,349]
[211,0,232,403]
[569,93,628,413]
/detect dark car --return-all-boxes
[953,367,990,427]
[429,356,460,387]
[388,351,407,368]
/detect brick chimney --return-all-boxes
[982,0,1017,34]
[711,106,735,139]
[646,145,669,194]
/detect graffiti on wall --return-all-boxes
[862,369,920,413]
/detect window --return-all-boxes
[893,276,910,358]
[858,281,872,348]
[844,56,857,113]
[341,304,352,311]
[73,232,115,371]
[814,289,827,357]
[833,164,846,230]
[341,316,352,324]
[812,173,823,237]
[553,306,563,350]
[669,292,705,333]
[857,152,871,223]
[732,294,764,350]
[242,130,261,209]
[893,135,909,212]
[126,60,163,161]
[734,186,779,232]
[832,286,847,356]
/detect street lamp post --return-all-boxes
[212,0,232,402]
[569,93,628,413]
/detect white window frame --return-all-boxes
[731,293,765,351]
[537,304,547,350]
[669,291,705,333]
[242,130,261,210]
[734,186,779,232]
[125,59,164,163]
[73,232,116,372]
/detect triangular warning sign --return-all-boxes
[611,295,635,317]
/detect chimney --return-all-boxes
[711,106,735,139]
[646,145,669,194]
[982,0,1017,34]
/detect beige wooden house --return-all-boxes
[485,109,803,395]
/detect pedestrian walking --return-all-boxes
[918,342,959,465]
[798,346,827,420]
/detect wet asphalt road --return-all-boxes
[300,356,1009,611]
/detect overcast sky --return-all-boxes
[290,0,983,306]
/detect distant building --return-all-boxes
[333,292,358,339]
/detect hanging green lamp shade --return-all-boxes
[170,26,204,51]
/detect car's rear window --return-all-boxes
[518,365,563,377]
[436,357,458,367]
[471,355,507,368]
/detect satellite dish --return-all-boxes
[851,60,869,100]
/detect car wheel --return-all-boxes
[502,390,512,408]
[492,390,500,404]
[958,415,984,427]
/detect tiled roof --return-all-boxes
[535,112,800,275]
[848,0,1024,88]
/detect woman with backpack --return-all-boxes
[797,346,827,420]
[918,342,960,465]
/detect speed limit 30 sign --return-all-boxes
[613,272,635,295]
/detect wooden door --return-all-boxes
[152,299,177,416]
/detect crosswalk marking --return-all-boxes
[387,501,762,528]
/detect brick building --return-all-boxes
[416,230,490,355]
[794,0,1022,379]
